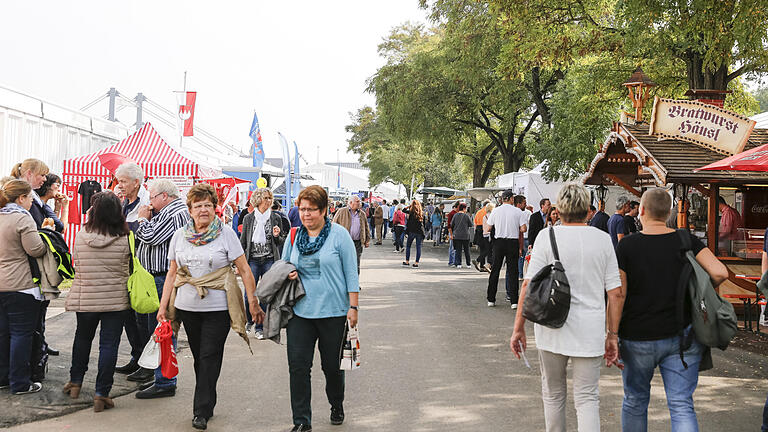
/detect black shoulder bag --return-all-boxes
[522,227,571,328]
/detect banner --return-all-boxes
[292,141,301,199]
[175,91,196,137]
[649,96,755,155]
[249,113,265,169]
[278,132,292,207]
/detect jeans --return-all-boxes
[245,259,275,330]
[431,226,442,245]
[393,226,405,251]
[620,326,703,432]
[763,393,768,431]
[453,239,471,266]
[382,219,389,239]
[70,311,125,396]
[286,315,346,426]
[177,309,230,419]
[425,221,432,239]
[143,274,177,389]
[486,238,520,303]
[0,292,41,392]
[539,350,602,432]
[448,239,456,265]
[405,233,424,263]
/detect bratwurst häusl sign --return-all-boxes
[648,96,756,155]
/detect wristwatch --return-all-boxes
[350,306,359,311]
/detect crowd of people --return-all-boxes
[0,159,761,431]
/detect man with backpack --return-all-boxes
[607,188,728,430]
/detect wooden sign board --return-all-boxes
[648,97,756,155]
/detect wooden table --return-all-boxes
[723,293,760,331]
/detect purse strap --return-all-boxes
[548,227,561,262]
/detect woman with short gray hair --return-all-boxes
[511,182,624,432]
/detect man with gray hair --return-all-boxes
[607,195,630,248]
[115,162,150,232]
[333,195,371,273]
[131,178,190,398]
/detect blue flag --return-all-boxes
[292,141,301,199]
[249,113,264,169]
[278,132,292,208]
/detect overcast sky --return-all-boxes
[0,1,428,164]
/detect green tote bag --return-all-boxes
[127,231,160,314]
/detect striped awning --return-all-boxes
[63,122,199,183]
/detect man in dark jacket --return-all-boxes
[527,198,550,250]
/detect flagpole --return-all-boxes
[180,71,186,149]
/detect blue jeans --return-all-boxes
[382,220,389,239]
[246,259,274,331]
[70,311,125,397]
[143,274,177,388]
[0,292,41,392]
[431,226,442,244]
[448,239,456,265]
[620,326,703,432]
[518,238,529,277]
[763,393,768,431]
[405,233,423,263]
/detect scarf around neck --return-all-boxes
[251,208,271,245]
[184,216,222,246]
[296,217,332,255]
[0,203,31,216]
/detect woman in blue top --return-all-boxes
[282,185,360,432]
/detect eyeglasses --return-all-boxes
[150,193,165,200]
[299,207,320,214]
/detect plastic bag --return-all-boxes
[339,320,361,371]
[138,327,161,370]
[156,321,178,379]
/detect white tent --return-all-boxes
[303,163,402,200]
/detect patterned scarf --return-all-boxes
[184,216,222,246]
[296,217,332,255]
[0,203,31,216]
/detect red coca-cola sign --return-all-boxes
[742,189,768,228]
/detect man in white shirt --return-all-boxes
[484,190,527,308]
[519,203,533,281]
[380,200,390,240]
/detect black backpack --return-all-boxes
[38,228,75,279]
[522,227,571,328]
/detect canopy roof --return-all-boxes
[63,122,214,182]
[583,122,768,188]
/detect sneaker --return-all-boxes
[472,260,481,271]
[255,330,265,340]
[402,262,409,267]
[505,296,511,302]
[12,382,42,395]
[456,265,462,269]
[483,264,492,272]
[330,406,345,425]
[192,416,208,430]
[245,322,254,334]
[291,425,312,432]
[0,382,9,390]
[412,263,419,268]
[487,302,495,307]
[511,303,518,310]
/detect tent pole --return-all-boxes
[180,71,187,149]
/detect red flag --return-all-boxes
[175,91,196,137]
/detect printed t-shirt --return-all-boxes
[78,180,102,214]
[169,225,244,312]
[616,231,705,341]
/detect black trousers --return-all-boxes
[486,238,520,303]
[353,239,362,274]
[286,315,346,426]
[177,309,230,419]
[453,239,471,266]
[476,236,492,266]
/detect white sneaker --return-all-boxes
[245,322,254,334]
[13,382,42,395]
[487,302,495,307]
[255,330,265,340]
[511,303,518,310]
[456,265,462,269]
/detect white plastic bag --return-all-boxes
[339,321,361,371]
[138,325,161,370]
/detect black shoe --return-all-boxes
[115,360,139,374]
[45,347,60,356]
[138,381,155,391]
[330,406,344,425]
[290,425,312,432]
[126,367,154,382]
[192,416,208,430]
[135,384,175,399]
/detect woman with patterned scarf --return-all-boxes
[281,185,360,432]
[156,183,262,431]
[0,179,47,394]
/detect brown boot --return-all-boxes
[93,395,115,412]
[62,382,81,399]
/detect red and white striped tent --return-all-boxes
[62,122,209,246]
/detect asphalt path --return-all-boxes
[5,239,768,431]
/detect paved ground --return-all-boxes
[4,240,768,431]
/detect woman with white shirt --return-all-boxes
[510,182,624,432]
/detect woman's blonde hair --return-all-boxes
[409,200,423,221]
[556,182,590,223]
[10,159,49,179]
[485,202,495,213]
[250,188,273,208]
[0,179,32,207]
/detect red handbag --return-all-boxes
[155,321,178,379]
